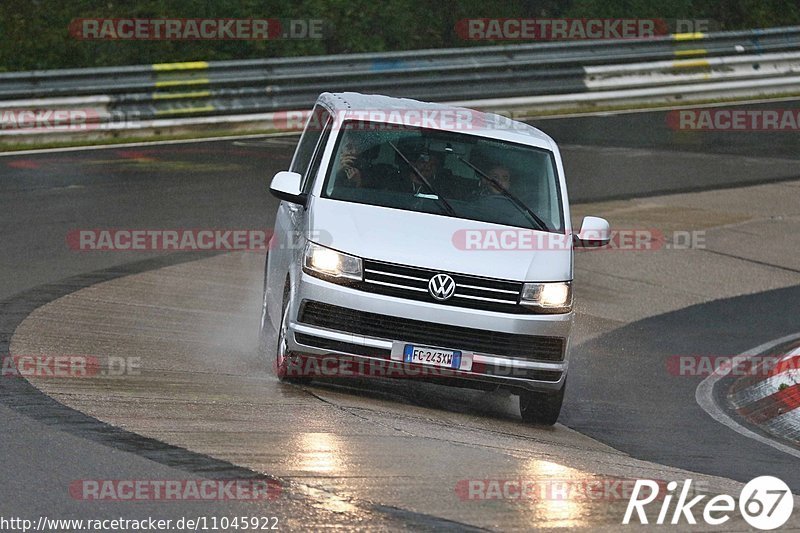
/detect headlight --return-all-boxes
[520,282,572,313]
[303,242,363,282]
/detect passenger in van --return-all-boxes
[336,139,368,189]
[483,164,513,195]
[335,139,404,192]
[397,149,455,195]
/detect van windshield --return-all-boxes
[320,121,564,232]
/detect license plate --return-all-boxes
[403,344,461,369]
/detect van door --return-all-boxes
[265,104,333,331]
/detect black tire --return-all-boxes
[519,380,565,426]
[261,278,309,384]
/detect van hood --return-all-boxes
[309,198,572,282]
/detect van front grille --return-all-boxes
[357,259,530,314]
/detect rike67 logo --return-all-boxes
[624,476,794,530]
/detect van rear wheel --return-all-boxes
[519,381,565,426]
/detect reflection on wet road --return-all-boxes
[11,253,772,530]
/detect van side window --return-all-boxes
[289,105,331,179]
[302,118,333,194]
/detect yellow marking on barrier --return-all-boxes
[152,91,212,100]
[672,59,711,68]
[675,49,707,57]
[155,105,215,115]
[154,78,210,88]
[152,61,209,71]
[673,32,705,41]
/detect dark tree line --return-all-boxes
[1,0,798,71]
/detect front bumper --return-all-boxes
[286,273,572,393]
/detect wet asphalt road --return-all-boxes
[565,286,800,489]
[1,103,799,526]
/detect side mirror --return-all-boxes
[574,216,610,248]
[269,171,307,206]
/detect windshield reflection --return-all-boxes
[322,121,564,232]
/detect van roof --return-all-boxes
[317,92,556,150]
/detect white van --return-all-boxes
[261,92,609,424]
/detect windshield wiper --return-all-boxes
[388,142,457,218]
[456,156,549,232]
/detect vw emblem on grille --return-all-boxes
[428,273,456,301]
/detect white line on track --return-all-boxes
[696,332,800,460]
[0,131,300,158]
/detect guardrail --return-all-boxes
[1,26,800,140]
